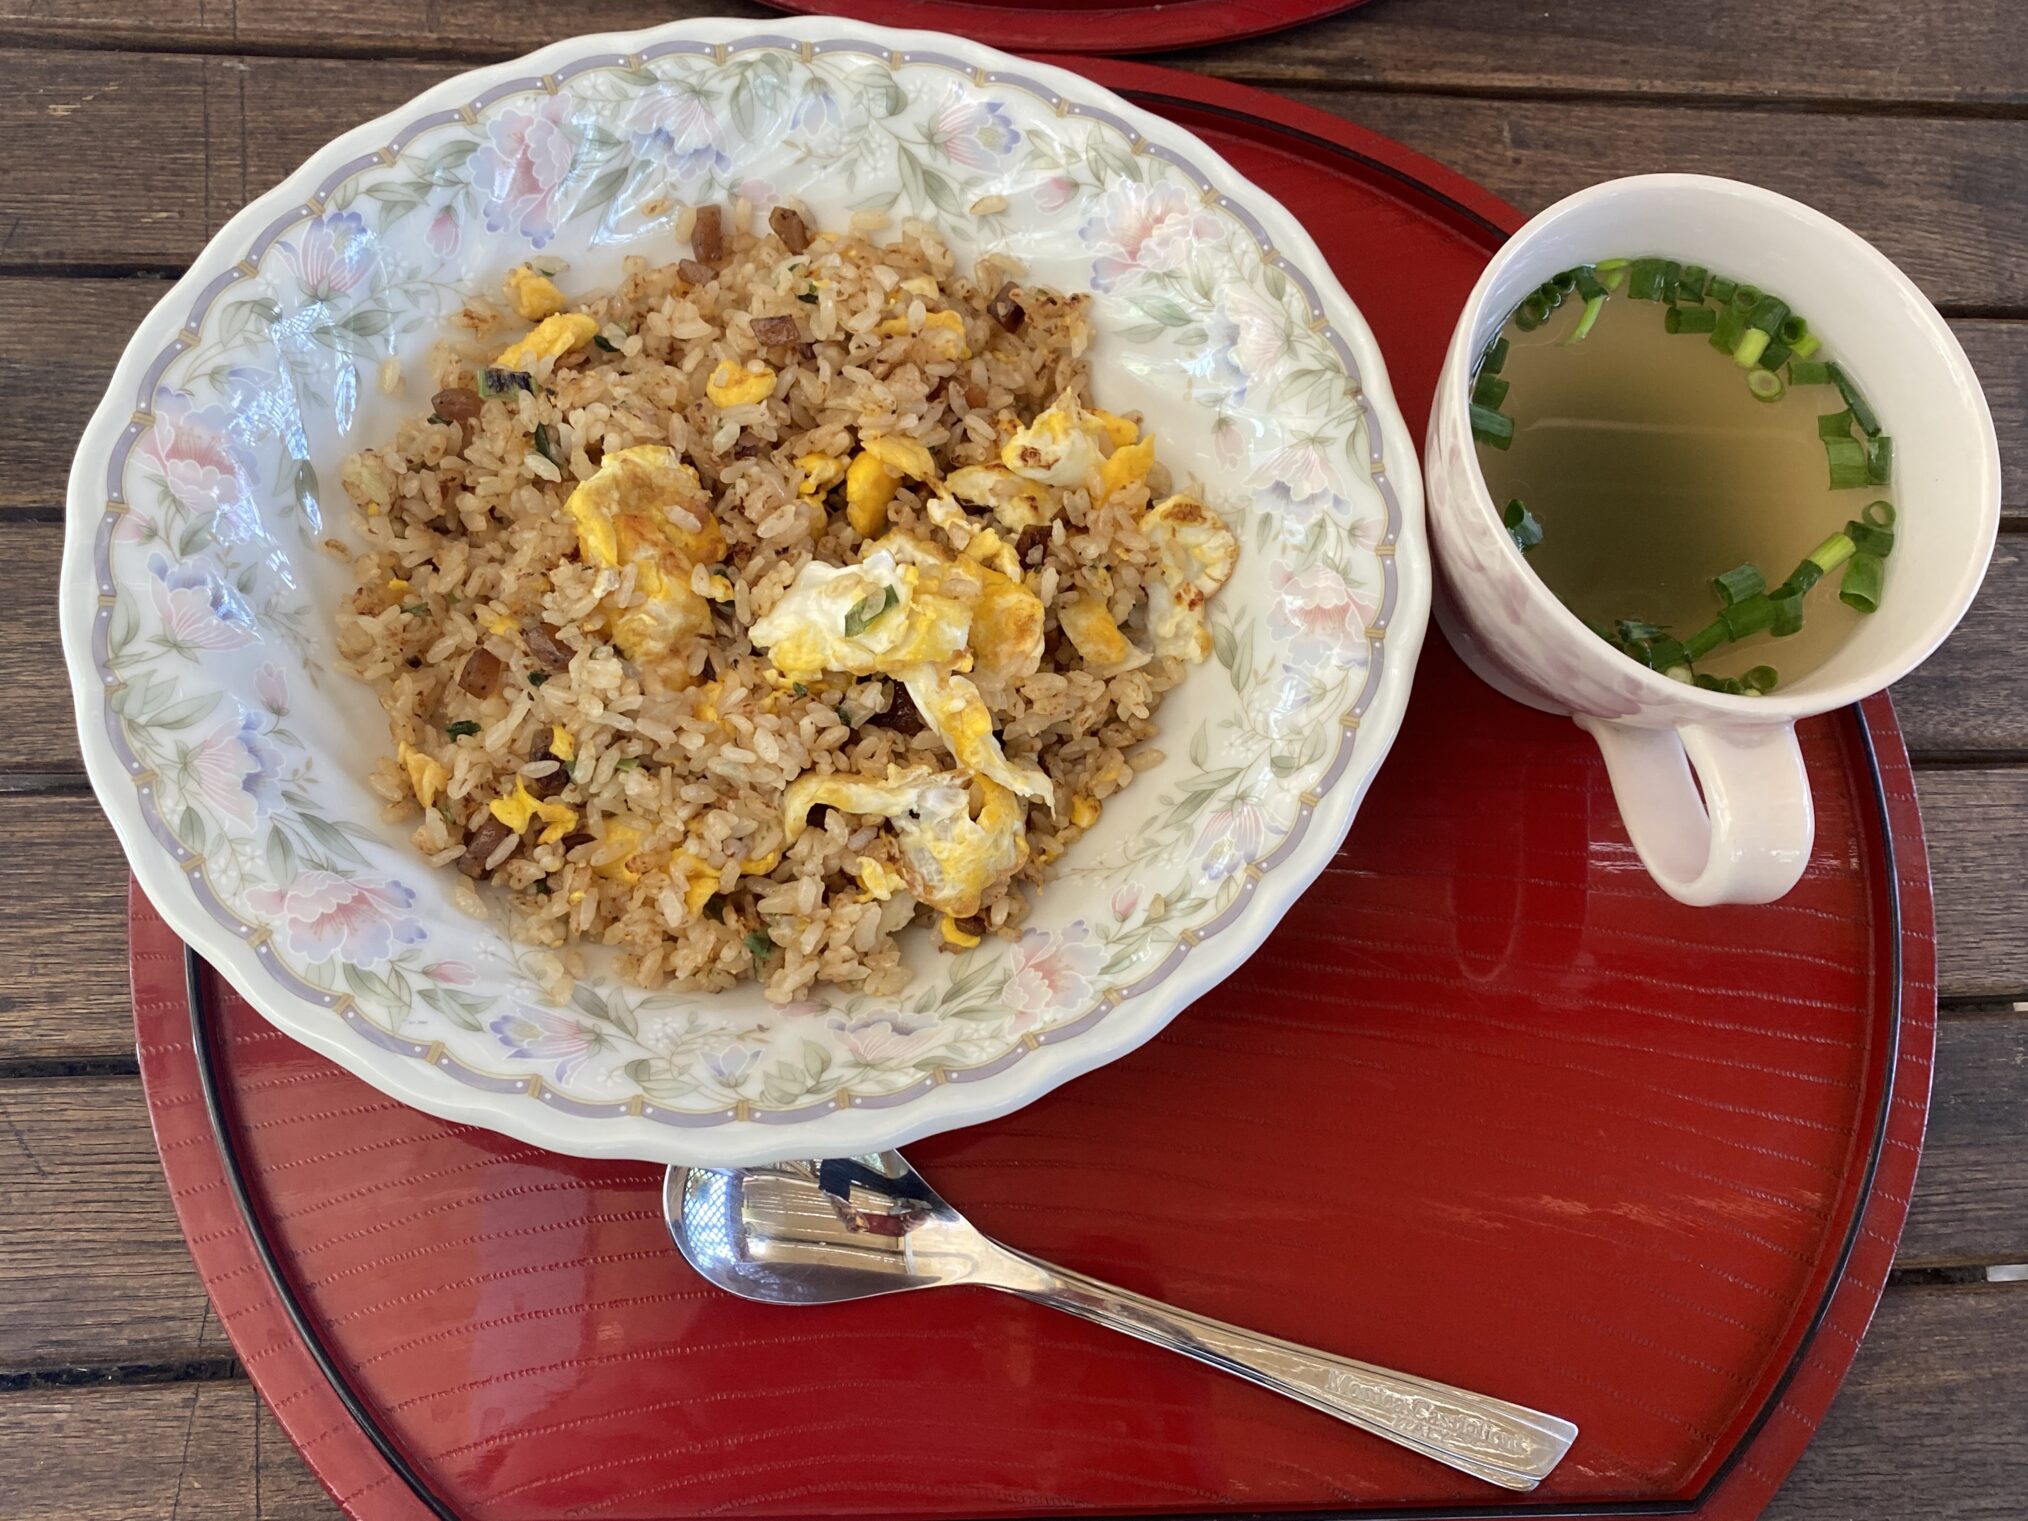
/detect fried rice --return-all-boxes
[335,206,1237,1003]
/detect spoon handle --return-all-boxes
[998,1249,1575,1491]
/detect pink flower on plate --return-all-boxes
[626,86,728,181]
[424,960,476,987]
[147,553,257,653]
[926,87,1021,170]
[248,869,425,969]
[1078,179,1220,293]
[1202,280,1292,404]
[275,211,377,304]
[1110,882,1144,922]
[1197,795,1269,883]
[139,386,257,517]
[424,204,461,258]
[476,94,582,247]
[489,1005,604,1083]
[1001,921,1104,1031]
[1270,560,1372,670]
[1257,437,1345,509]
[837,1018,947,1067]
[184,710,281,829]
[1033,175,1078,214]
[255,661,290,716]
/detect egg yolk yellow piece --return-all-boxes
[854,856,901,902]
[1057,593,1150,677]
[548,724,575,763]
[1087,409,1141,449]
[749,551,971,681]
[503,265,567,321]
[943,465,1058,532]
[875,532,1041,688]
[566,445,725,664]
[592,820,646,884]
[939,915,981,949]
[483,610,518,637]
[862,434,938,483]
[843,451,898,538]
[962,527,1023,582]
[705,360,777,409]
[488,777,577,844]
[397,742,448,810]
[1070,794,1102,830]
[740,847,782,877]
[1143,493,1241,663]
[1097,433,1156,504]
[877,309,971,359]
[781,768,1027,918]
[898,665,1053,805]
[493,312,597,371]
[1002,399,1103,489]
[796,453,847,498]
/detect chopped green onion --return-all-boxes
[1594,257,1632,273]
[1732,284,1763,312]
[1840,552,1886,613]
[1472,372,1510,409]
[1747,368,1785,403]
[614,756,641,770]
[1684,619,1730,661]
[1711,303,1748,354]
[1514,294,1549,332]
[798,287,819,304]
[592,333,620,352]
[1830,363,1881,435]
[1666,305,1718,334]
[1780,315,1809,345]
[1678,264,1709,301]
[1471,403,1515,449]
[1644,636,1689,672]
[1566,293,1606,343]
[401,602,429,616]
[1615,617,1669,645]
[745,929,775,967]
[1712,563,1767,605]
[1864,499,1898,529]
[1573,266,1607,301]
[1481,335,1510,374]
[1772,592,1805,637]
[1866,434,1893,485]
[532,422,560,464]
[1551,268,1579,292]
[446,720,481,738]
[1846,518,1894,557]
[1790,331,1822,359]
[1628,258,1668,300]
[1537,281,1567,312]
[1807,531,1859,575]
[1694,672,1751,695]
[1708,275,1738,303]
[528,671,550,687]
[1748,295,1789,334]
[843,584,900,637]
[1733,328,1771,368]
[1659,259,1683,302]
[1825,438,1870,489]
[1743,665,1780,694]
[1758,338,1793,372]
[1789,359,1835,386]
[479,367,533,397]
[1503,498,1543,553]
[1721,593,1778,640]
[1818,409,1855,440]
[1599,265,1628,293]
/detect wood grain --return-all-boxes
[1920,769,2028,1003]
[3,0,2025,108]
[0,795,134,1060]
[1,1280,2019,1521]
[0,1379,338,1521]
[3,49,2026,312]
[1890,543,2028,758]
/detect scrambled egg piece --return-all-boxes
[939,915,981,948]
[749,550,971,681]
[566,445,727,664]
[963,527,1022,582]
[504,265,566,321]
[854,856,902,902]
[1143,493,1241,662]
[592,820,647,884]
[1057,593,1150,677]
[943,466,1057,531]
[397,742,447,809]
[489,777,577,845]
[705,360,777,409]
[494,313,598,370]
[1002,394,1105,489]
[796,452,847,499]
[782,768,1027,918]
[876,309,971,359]
[1088,409,1141,448]
[548,725,575,763]
[899,665,1054,805]
[1070,794,1102,829]
[841,435,940,538]
[1097,433,1156,504]
[875,532,1042,688]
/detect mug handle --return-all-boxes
[1574,717,1814,906]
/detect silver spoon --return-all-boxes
[664,1151,1576,1491]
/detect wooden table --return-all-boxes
[1,3,2022,1515]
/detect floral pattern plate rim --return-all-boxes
[61,18,1429,1165]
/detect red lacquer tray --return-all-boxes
[131,62,1937,1521]
[761,0,1373,54]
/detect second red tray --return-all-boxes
[131,60,1937,1521]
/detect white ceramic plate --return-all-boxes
[62,17,1427,1163]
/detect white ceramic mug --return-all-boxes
[1426,175,1999,906]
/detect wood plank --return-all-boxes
[0,1280,2017,1520]
[2,49,2026,312]
[3,1011,2018,1373]
[1766,1284,2028,1519]
[3,0,2025,108]
[1890,542,2028,758]
[0,1380,339,1521]
[0,519,87,777]
[0,1078,212,1369]
[1921,767,2028,1003]
[0,796,133,1061]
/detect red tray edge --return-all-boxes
[762,0,1378,57]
